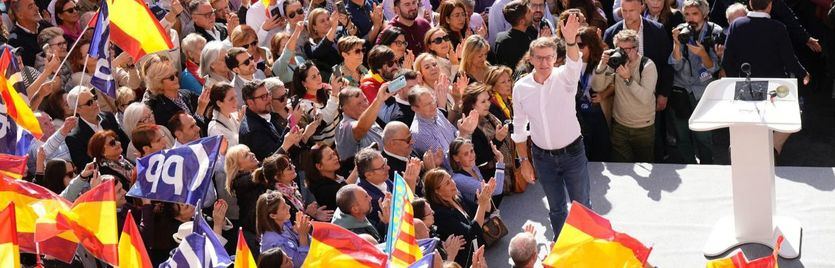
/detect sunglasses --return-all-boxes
[385,60,398,68]
[272,94,287,102]
[242,40,258,49]
[61,6,79,13]
[351,48,363,54]
[238,56,254,67]
[107,139,120,147]
[287,8,305,19]
[430,35,450,44]
[81,94,98,107]
[163,73,178,81]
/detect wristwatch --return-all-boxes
[518,156,529,162]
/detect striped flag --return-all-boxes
[105,0,174,61]
[706,236,783,268]
[56,180,119,265]
[0,113,35,157]
[0,48,41,139]
[0,154,27,179]
[0,203,20,268]
[386,173,422,267]
[302,222,388,268]
[234,228,257,268]
[118,212,152,268]
[160,233,208,268]
[87,0,117,98]
[192,210,232,267]
[543,201,652,267]
[0,177,79,263]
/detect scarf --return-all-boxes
[491,92,512,119]
[276,182,305,211]
[186,60,205,85]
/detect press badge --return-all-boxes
[699,69,712,82]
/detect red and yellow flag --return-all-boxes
[0,48,42,139]
[302,222,388,268]
[0,177,79,263]
[706,236,783,268]
[0,154,27,179]
[389,174,422,267]
[235,228,257,268]
[543,201,652,267]
[104,0,174,61]
[0,203,20,268]
[118,212,152,268]
[59,180,119,266]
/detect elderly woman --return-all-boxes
[304,8,346,80]
[231,24,271,74]
[180,33,208,94]
[49,0,83,41]
[459,35,490,83]
[122,102,174,161]
[35,27,73,91]
[424,168,493,267]
[207,82,241,146]
[484,66,514,122]
[88,130,135,191]
[423,27,458,78]
[200,41,233,87]
[142,54,209,126]
[270,22,305,83]
[333,36,368,87]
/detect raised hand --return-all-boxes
[371,3,384,26]
[404,49,416,69]
[471,245,487,268]
[495,123,508,141]
[226,13,240,35]
[294,211,312,246]
[490,142,504,163]
[378,193,392,224]
[442,235,465,262]
[560,13,580,43]
[522,222,536,235]
[404,157,422,189]
[60,116,78,136]
[457,110,479,136]
[305,202,334,221]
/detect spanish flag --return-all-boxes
[0,177,79,263]
[0,154,27,179]
[235,228,257,268]
[0,48,42,139]
[0,203,20,268]
[118,212,152,268]
[58,180,119,266]
[102,0,174,61]
[387,174,422,267]
[543,201,652,267]
[303,222,388,268]
[706,236,783,268]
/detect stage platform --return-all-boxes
[485,162,835,267]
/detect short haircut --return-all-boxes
[230,24,258,48]
[188,0,209,14]
[87,130,118,159]
[132,124,160,155]
[750,0,771,11]
[407,85,434,106]
[382,121,409,144]
[367,45,397,73]
[337,35,366,54]
[182,33,207,58]
[338,87,364,110]
[354,148,381,180]
[682,0,710,17]
[379,27,406,48]
[242,79,266,100]
[508,232,537,267]
[166,111,188,133]
[66,86,92,111]
[263,77,285,91]
[460,83,489,115]
[726,2,748,19]
[503,0,530,27]
[613,29,639,47]
[200,41,231,77]
[141,54,174,94]
[224,47,248,70]
[336,184,362,214]
[528,36,558,55]
[37,27,65,49]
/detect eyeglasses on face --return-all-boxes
[163,73,178,82]
[430,35,450,45]
[272,93,288,102]
[238,55,254,67]
[81,94,98,107]
[242,41,258,49]
[251,92,271,101]
[392,40,408,47]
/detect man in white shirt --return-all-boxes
[511,14,589,240]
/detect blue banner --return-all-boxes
[127,135,224,205]
[0,112,34,156]
[160,233,208,268]
[88,0,116,98]
[193,210,232,267]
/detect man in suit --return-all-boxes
[604,0,673,162]
[190,0,235,42]
[239,80,299,161]
[353,149,394,228]
[708,0,821,53]
[65,86,130,169]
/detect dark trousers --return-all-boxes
[579,107,611,162]
[611,121,655,163]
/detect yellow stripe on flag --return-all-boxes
[544,224,644,267]
[118,212,152,268]
[304,238,382,268]
[0,243,19,268]
[235,228,257,268]
[107,0,174,59]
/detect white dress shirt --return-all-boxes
[510,54,583,150]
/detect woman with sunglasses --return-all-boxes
[88,130,135,192]
[49,0,82,41]
[142,54,209,127]
[333,36,368,87]
[207,82,242,146]
[424,27,459,78]
[231,24,272,75]
[34,157,76,195]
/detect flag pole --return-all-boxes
[50,21,94,82]
[79,54,90,87]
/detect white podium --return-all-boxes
[689,78,802,259]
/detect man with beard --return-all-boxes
[360,46,402,102]
[382,0,431,53]
[526,0,554,37]
[494,0,534,68]
[487,0,554,46]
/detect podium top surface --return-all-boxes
[689,78,801,132]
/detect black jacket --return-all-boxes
[430,198,484,267]
[238,108,287,161]
[65,113,130,169]
[721,15,806,78]
[493,28,534,68]
[194,23,229,42]
[143,90,201,127]
[604,19,673,98]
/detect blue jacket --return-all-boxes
[260,222,308,268]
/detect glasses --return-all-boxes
[242,41,258,49]
[287,8,305,19]
[272,93,287,102]
[195,9,216,17]
[106,139,120,147]
[81,94,98,107]
[60,6,79,13]
[251,92,271,101]
[394,135,412,143]
[392,40,407,47]
[385,60,398,68]
[163,73,178,81]
[532,54,555,62]
[351,48,364,55]
[620,46,636,52]
[238,56,253,67]
[49,40,67,47]
[370,158,389,172]
[430,35,450,45]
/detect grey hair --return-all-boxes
[338,87,364,109]
[682,0,710,18]
[407,85,435,107]
[382,121,409,145]
[354,148,382,180]
[336,184,363,214]
[181,33,207,61]
[508,233,537,267]
[725,3,748,20]
[199,41,231,78]
[264,77,285,91]
[613,29,640,47]
[66,86,92,112]
[122,103,153,139]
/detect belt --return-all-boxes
[533,136,583,155]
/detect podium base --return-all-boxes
[703,216,802,259]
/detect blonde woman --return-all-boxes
[141,54,210,125]
[224,144,262,233]
[458,35,491,83]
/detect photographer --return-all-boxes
[592,29,658,163]
[668,0,721,164]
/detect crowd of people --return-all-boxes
[2,0,832,265]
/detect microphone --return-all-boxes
[741,63,755,99]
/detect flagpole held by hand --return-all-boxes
[50,21,94,82]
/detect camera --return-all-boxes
[676,22,727,49]
[701,31,726,49]
[676,23,695,45]
[606,48,628,69]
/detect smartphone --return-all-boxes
[335,1,347,14]
[332,67,342,81]
[288,113,299,130]
[270,7,282,18]
[503,119,513,133]
[388,75,408,94]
